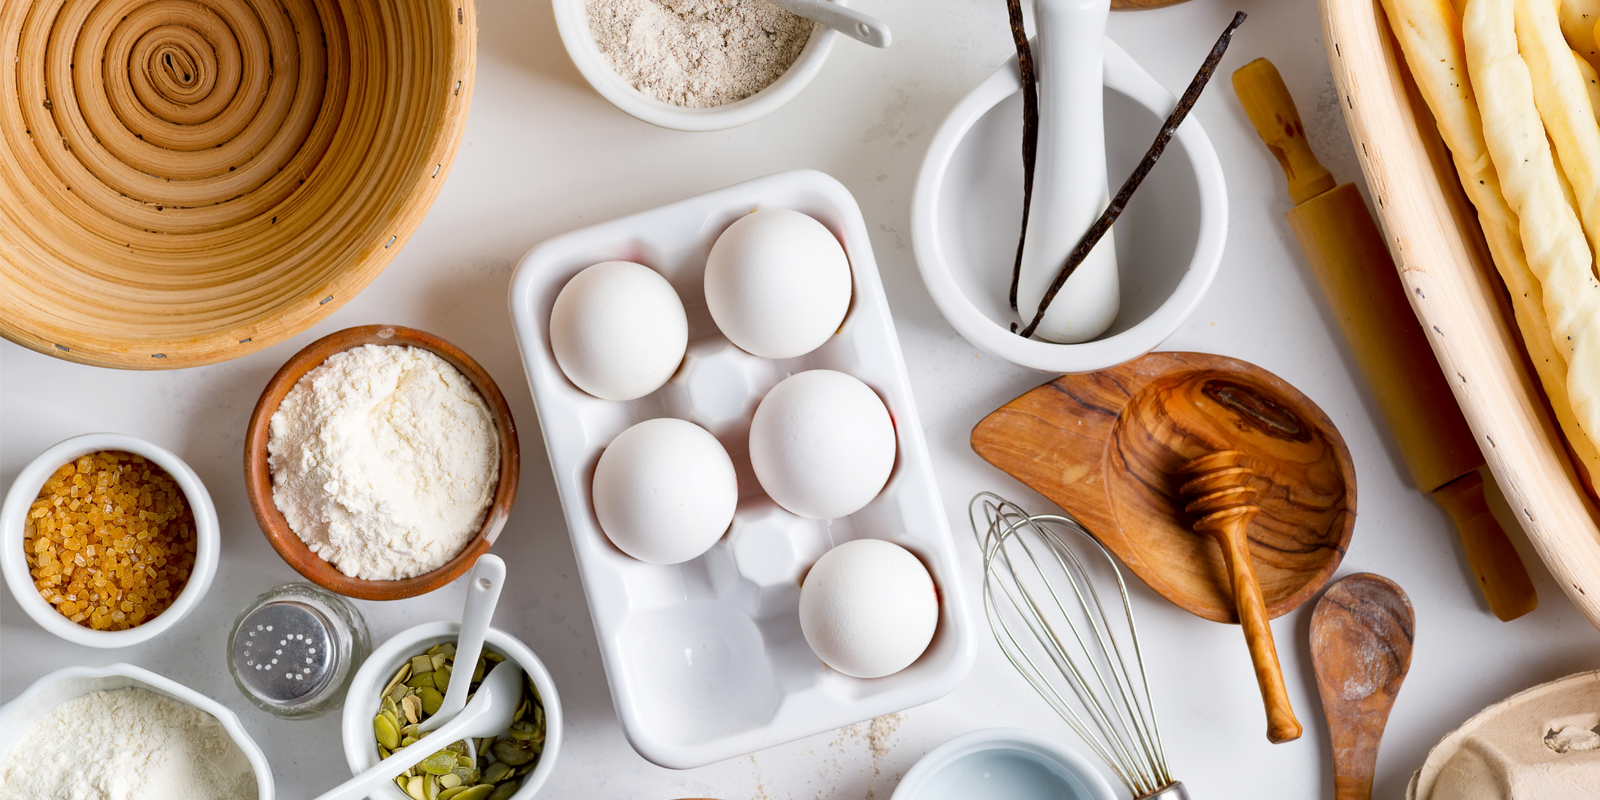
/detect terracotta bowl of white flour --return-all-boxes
[551,0,839,131]
[245,325,520,601]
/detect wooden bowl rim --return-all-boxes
[244,325,519,601]
[1101,352,1358,622]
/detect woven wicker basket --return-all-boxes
[0,0,476,369]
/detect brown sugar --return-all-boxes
[24,451,197,631]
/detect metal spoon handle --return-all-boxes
[766,0,892,47]
[420,554,506,733]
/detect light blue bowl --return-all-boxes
[891,728,1117,800]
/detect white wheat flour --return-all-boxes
[0,687,257,800]
[268,344,499,581]
[587,0,814,108]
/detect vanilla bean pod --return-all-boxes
[1007,0,1040,312]
[1018,10,1246,340]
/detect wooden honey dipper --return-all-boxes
[1179,449,1303,744]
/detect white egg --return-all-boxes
[592,418,737,564]
[799,539,938,679]
[704,208,852,359]
[749,370,895,519]
[550,261,688,401]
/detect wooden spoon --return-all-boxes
[1309,573,1415,800]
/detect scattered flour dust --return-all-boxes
[269,344,499,581]
[586,0,814,107]
[0,687,257,800]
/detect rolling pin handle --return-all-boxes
[1432,471,1538,621]
[1231,58,1337,205]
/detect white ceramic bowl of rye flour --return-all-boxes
[552,0,841,130]
[0,663,274,799]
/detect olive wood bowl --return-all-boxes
[245,325,519,600]
[972,351,1356,623]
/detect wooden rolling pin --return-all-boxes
[1232,58,1536,621]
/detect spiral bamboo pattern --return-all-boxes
[0,0,475,368]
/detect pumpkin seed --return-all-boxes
[506,721,538,742]
[487,782,519,800]
[491,739,537,766]
[481,761,513,785]
[451,785,494,800]
[439,773,462,790]
[405,775,427,800]
[401,735,418,748]
[419,751,457,776]
[438,787,470,800]
[374,714,400,751]
[402,693,423,724]
[433,666,452,693]
[418,686,445,716]
[412,655,435,675]
[383,663,412,698]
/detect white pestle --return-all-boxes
[1015,0,1119,344]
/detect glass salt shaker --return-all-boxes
[228,583,369,719]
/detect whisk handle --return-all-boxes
[1210,514,1303,744]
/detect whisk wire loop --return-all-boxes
[969,492,1177,797]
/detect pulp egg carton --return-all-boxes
[509,170,975,768]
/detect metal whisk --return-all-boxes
[969,492,1189,800]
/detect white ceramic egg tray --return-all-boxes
[509,169,975,769]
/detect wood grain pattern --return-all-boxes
[243,325,519,601]
[1310,573,1415,800]
[971,351,1356,624]
[1320,0,1600,630]
[1180,450,1303,744]
[0,0,476,369]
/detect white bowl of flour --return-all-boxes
[553,0,841,131]
[0,663,273,800]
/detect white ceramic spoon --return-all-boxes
[1015,0,1119,344]
[766,0,891,48]
[314,662,524,800]
[420,554,506,736]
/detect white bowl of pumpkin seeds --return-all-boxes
[341,621,562,800]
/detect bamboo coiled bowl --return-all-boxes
[0,0,476,369]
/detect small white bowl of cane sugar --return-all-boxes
[0,663,273,800]
[553,0,840,130]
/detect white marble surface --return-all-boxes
[4,0,1600,798]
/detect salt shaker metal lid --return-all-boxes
[229,583,369,719]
